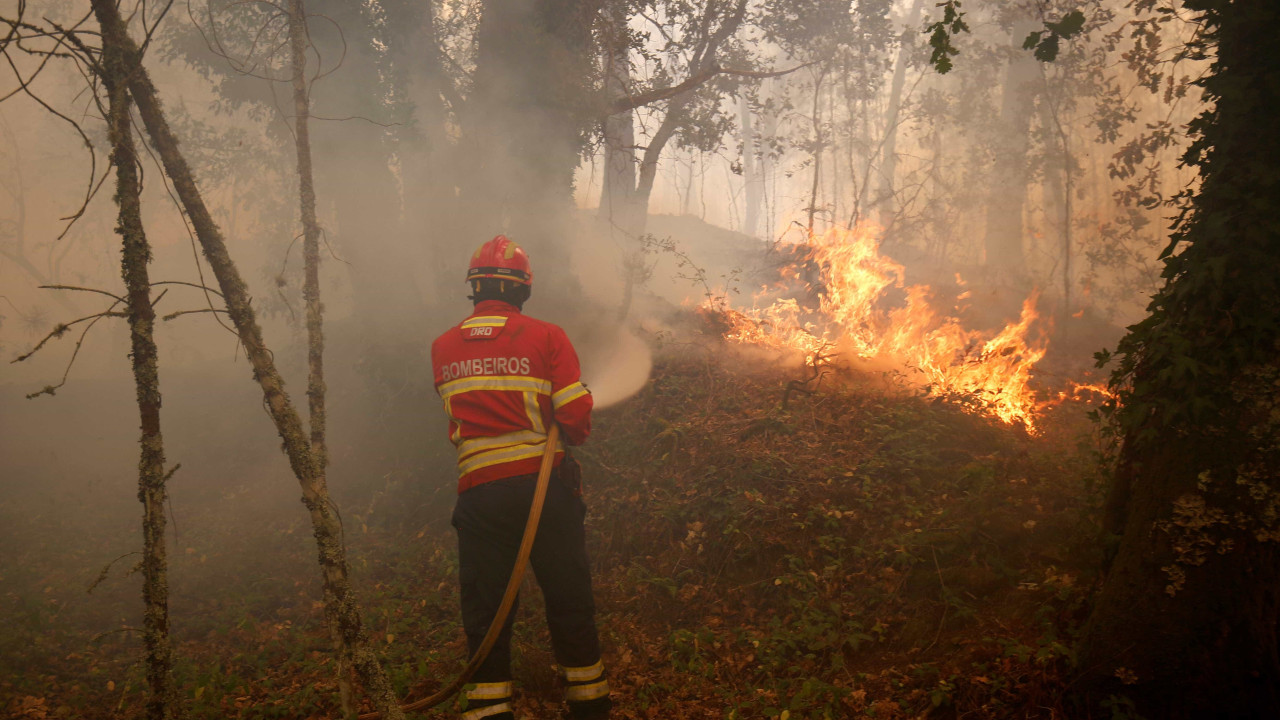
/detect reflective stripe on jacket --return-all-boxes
[431,299,593,492]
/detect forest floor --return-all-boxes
[1,338,1109,720]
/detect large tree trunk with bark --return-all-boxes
[1078,2,1280,717]
[101,32,175,720]
[461,0,599,292]
[598,0,639,231]
[88,4,405,717]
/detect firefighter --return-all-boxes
[431,235,612,720]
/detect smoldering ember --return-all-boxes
[1,1,1277,719]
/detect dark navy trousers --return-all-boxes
[451,466,610,717]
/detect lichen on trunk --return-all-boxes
[288,0,351,710]
[101,29,176,720]
[88,2,405,717]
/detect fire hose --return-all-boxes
[357,423,562,719]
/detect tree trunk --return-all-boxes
[757,81,781,239]
[1079,2,1280,717]
[88,4,405,717]
[598,0,638,230]
[739,94,763,238]
[101,31,175,720]
[461,0,598,293]
[1039,67,1075,321]
[981,21,1038,279]
[806,67,828,235]
[874,0,926,225]
[286,1,356,714]
[634,104,685,234]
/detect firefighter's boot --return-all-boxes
[561,660,611,718]
[460,681,513,720]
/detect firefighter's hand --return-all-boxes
[559,452,583,497]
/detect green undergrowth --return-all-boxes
[2,345,1105,719]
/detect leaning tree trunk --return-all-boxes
[101,32,175,720]
[88,3,405,718]
[1078,2,1280,718]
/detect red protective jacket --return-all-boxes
[431,300,593,492]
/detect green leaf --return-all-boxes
[1046,10,1087,38]
[1033,34,1061,62]
[925,1,969,74]
[1025,10,1087,62]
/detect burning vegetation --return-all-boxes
[702,226,1052,432]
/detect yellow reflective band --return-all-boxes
[456,429,548,457]
[458,443,549,475]
[458,436,565,475]
[565,679,610,702]
[460,701,512,720]
[524,391,545,433]
[444,398,462,443]
[439,375,551,400]
[464,681,512,701]
[561,660,604,683]
[461,316,509,329]
[552,382,590,410]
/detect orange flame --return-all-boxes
[1054,381,1117,404]
[706,226,1051,432]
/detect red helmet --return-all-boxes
[466,235,533,286]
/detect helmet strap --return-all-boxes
[468,278,529,310]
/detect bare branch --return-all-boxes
[0,23,105,242]
[305,113,401,127]
[39,284,126,303]
[138,0,176,57]
[318,226,347,265]
[161,307,229,321]
[12,306,121,364]
[20,307,125,399]
[87,551,142,594]
[306,12,346,83]
[604,61,818,117]
[151,280,226,298]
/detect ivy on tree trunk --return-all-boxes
[1081,1,1280,716]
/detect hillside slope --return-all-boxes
[2,344,1103,719]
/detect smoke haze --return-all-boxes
[0,0,1198,710]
